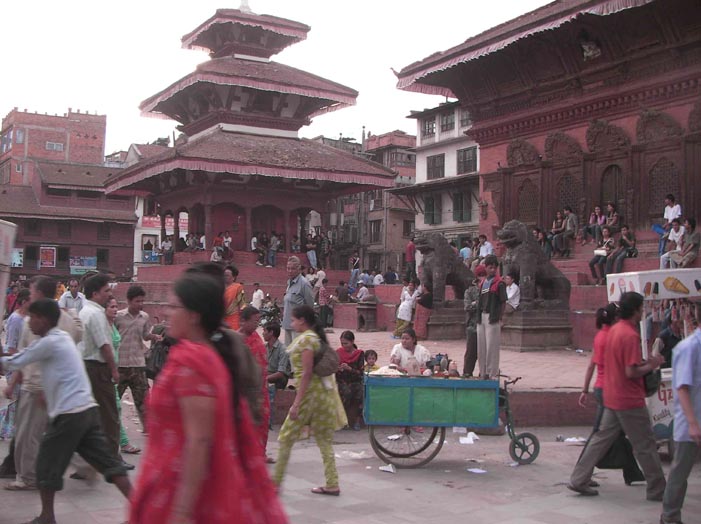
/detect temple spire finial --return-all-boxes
[239,0,253,14]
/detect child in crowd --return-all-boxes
[364,350,379,372]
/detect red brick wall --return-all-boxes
[10,218,134,280]
[1,109,106,166]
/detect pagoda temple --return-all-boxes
[105,7,395,251]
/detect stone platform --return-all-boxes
[502,309,572,352]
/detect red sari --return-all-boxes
[244,331,270,450]
[129,340,287,524]
[223,283,245,330]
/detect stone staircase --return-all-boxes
[112,250,351,320]
[552,230,663,350]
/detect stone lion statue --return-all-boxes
[496,220,570,309]
[415,231,474,306]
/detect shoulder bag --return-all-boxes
[313,340,339,377]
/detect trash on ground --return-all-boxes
[379,464,396,474]
[386,434,402,441]
[337,450,368,460]
[465,459,485,463]
[507,462,519,467]
[556,435,564,442]
[452,427,467,434]
[467,468,487,474]
[564,437,587,443]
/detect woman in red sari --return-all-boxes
[238,305,271,457]
[336,330,365,431]
[130,273,287,524]
[223,265,245,330]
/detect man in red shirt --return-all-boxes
[569,292,666,500]
[405,236,416,282]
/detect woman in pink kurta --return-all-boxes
[130,273,287,524]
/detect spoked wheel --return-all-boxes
[369,426,446,468]
[509,432,540,465]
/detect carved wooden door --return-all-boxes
[601,165,624,207]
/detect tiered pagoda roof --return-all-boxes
[140,7,357,135]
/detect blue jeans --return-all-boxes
[268,249,277,267]
[306,250,317,269]
[350,268,360,288]
[652,224,667,255]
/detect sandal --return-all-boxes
[4,481,37,491]
[311,486,340,496]
[121,444,141,454]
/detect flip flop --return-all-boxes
[121,444,141,454]
[311,486,340,496]
[5,481,37,491]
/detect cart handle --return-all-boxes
[502,376,522,387]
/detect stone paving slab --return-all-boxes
[0,423,697,524]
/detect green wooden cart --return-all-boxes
[363,375,539,468]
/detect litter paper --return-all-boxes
[467,468,487,474]
[379,464,396,473]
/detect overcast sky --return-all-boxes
[2,0,549,155]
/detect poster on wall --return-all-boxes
[69,256,97,275]
[39,246,56,268]
[11,248,23,267]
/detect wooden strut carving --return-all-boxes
[586,119,630,153]
[544,132,583,164]
[636,109,683,143]
[506,139,539,168]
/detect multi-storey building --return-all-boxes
[0,108,137,280]
[391,101,480,244]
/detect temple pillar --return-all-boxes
[284,209,293,253]
[160,212,167,244]
[298,209,306,244]
[245,206,253,248]
[173,212,181,251]
[204,203,213,248]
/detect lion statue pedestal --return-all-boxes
[496,220,573,352]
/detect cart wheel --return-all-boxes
[369,426,445,468]
[509,432,540,465]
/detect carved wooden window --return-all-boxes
[517,179,539,224]
[457,147,477,174]
[440,112,455,132]
[421,118,436,138]
[648,158,680,214]
[452,192,472,223]
[557,172,579,216]
[427,154,445,180]
[601,165,624,207]
[423,195,442,225]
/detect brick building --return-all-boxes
[396,0,701,238]
[0,108,137,280]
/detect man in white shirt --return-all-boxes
[471,235,495,270]
[79,274,120,459]
[660,218,685,269]
[57,279,86,313]
[654,193,683,255]
[251,283,265,309]
[373,272,385,286]
[355,282,370,302]
[504,272,520,313]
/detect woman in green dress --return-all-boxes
[273,305,345,496]
[105,297,139,454]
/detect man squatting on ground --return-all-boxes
[1,298,131,524]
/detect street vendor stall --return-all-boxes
[606,268,701,456]
[364,373,539,468]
